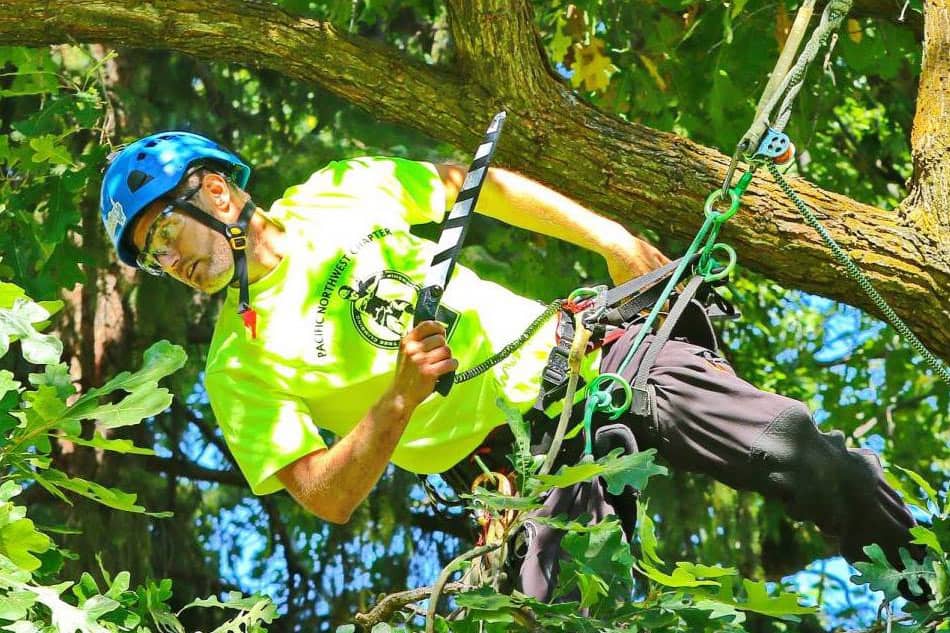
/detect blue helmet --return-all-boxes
[99,131,251,267]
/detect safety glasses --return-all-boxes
[135,183,202,276]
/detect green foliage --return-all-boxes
[0,281,277,632]
[426,501,818,631]
[0,296,63,365]
[180,592,279,633]
[0,483,51,572]
[0,1,939,629]
[532,448,667,495]
[0,46,108,297]
[372,424,815,630]
[848,467,950,629]
[557,518,635,609]
[851,545,932,603]
[0,312,185,509]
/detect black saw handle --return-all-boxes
[413,285,453,396]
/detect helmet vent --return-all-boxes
[127,170,154,192]
[144,140,158,147]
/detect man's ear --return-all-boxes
[200,172,236,220]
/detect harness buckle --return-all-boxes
[632,385,653,417]
[226,224,248,250]
[580,285,609,330]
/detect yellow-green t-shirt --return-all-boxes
[205,157,597,495]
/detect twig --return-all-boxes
[539,370,581,477]
[426,542,501,633]
[511,605,544,633]
[354,582,469,630]
[852,390,940,438]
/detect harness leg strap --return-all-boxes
[631,275,706,417]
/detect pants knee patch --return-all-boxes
[749,403,815,466]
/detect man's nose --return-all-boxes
[156,249,182,275]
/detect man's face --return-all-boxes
[131,176,236,293]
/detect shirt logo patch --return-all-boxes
[105,199,127,242]
[340,269,459,349]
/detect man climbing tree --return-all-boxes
[99,130,926,603]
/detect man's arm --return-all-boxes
[434,163,669,283]
[276,321,456,523]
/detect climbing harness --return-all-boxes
[535,0,948,473]
[539,310,592,477]
[416,111,507,395]
[428,2,948,622]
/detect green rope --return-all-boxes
[613,173,753,379]
[453,298,564,384]
[767,162,950,385]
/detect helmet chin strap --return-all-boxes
[175,198,259,338]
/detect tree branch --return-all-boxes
[409,508,471,541]
[173,399,236,465]
[427,542,502,633]
[0,0,945,358]
[137,453,247,486]
[354,582,469,630]
[445,0,558,99]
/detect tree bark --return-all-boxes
[903,0,950,250]
[0,0,946,359]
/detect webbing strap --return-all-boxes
[603,256,694,308]
[604,281,668,327]
[740,0,852,151]
[631,275,706,417]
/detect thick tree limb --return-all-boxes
[0,0,946,358]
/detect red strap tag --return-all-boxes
[242,307,258,339]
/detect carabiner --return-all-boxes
[720,142,746,195]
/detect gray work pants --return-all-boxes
[452,325,918,602]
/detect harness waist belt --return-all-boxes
[535,258,738,411]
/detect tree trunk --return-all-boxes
[0,0,945,359]
[903,0,950,251]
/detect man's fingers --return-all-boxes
[419,333,447,352]
[403,335,448,357]
[425,345,452,364]
[429,357,459,377]
[408,320,446,340]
